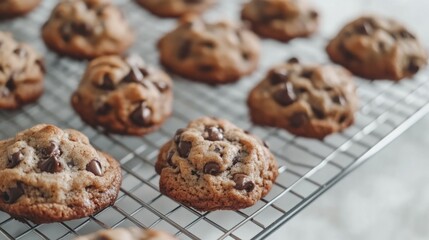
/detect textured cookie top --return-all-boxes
[0,124,121,223]
[74,228,177,240]
[158,16,260,84]
[72,55,173,135]
[137,0,216,18]
[248,58,358,138]
[0,32,44,109]
[327,16,427,80]
[0,0,41,18]
[42,0,133,59]
[156,117,278,211]
[241,0,319,41]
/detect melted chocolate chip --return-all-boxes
[233,174,255,192]
[203,162,221,175]
[95,102,112,115]
[408,58,421,74]
[60,23,73,42]
[99,74,115,90]
[167,151,176,167]
[123,68,144,83]
[269,69,289,85]
[198,65,214,72]
[339,43,358,61]
[232,155,240,165]
[7,151,23,168]
[13,48,26,58]
[290,112,308,128]
[178,40,192,59]
[2,184,24,204]
[205,126,224,141]
[201,41,216,49]
[71,22,93,36]
[242,51,250,61]
[287,57,299,64]
[301,70,313,79]
[310,10,318,19]
[130,102,152,126]
[263,141,269,149]
[86,159,102,176]
[311,106,325,119]
[355,21,373,35]
[178,141,192,158]
[332,95,346,106]
[339,114,347,124]
[43,142,61,158]
[174,128,185,144]
[5,75,15,92]
[273,82,296,106]
[39,155,63,173]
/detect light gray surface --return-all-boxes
[270,115,429,239]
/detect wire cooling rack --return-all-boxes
[1,0,429,239]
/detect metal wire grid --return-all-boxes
[1,0,429,239]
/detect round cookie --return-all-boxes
[156,117,278,211]
[0,31,45,110]
[158,16,260,84]
[71,55,173,136]
[136,0,216,18]
[326,15,428,81]
[0,124,122,224]
[74,228,177,240]
[241,0,319,42]
[41,0,134,60]
[0,0,41,19]
[247,58,358,139]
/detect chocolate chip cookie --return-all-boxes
[71,55,173,136]
[248,58,358,139]
[156,117,278,211]
[241,0,319,42]
[0,0,41,19]
[74,228,177,240]
[0,124,122,224]
[42,0,134,59]
[158,16,260,84]
[0,31,45,110]
[326,16,427,81]
[136,0,216,18]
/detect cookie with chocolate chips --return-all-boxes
[0,0,41,19]
[327,15,427,81]
[156,117,278,211]
[248,58,358,139]
[136,0,216,18]
[0,124,122,224]
[41,0,134,59]
[241,0,319,42]
[74,228,177,240]
[71,54,173,136]
[158,15,260,84]
[0,32,45,110]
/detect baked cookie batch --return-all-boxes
[0,0,428,238]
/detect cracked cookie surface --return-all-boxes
[241,0,319,42]
[137,0,216,18]
[42,0,134,59]
[248,58,358,139]
[74,228,177,240]
[156,117,278,211]
[0,0,41,19]
[71,55,173,136]
[0,32,44,110]
[158,16,260,84]
[0,124,122,224]
[326,15,427,80]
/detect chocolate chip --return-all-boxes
[5,75,15,92]
[201,40,216,49]
[39,155,63,173]
[13,48,26,58]
[205,126,224,141]
[273,82,296,106]
[0,65,3,73]
[399,29,415,39]
[130,102,152,126]
[408,58,421,74]
[339,43,358,61]
[71,22,93,36]
[311,106,325,119]
[95,102,112,115]
[269,69,289,85]
[153,81,169,92]
[2,184,24,204]
[123,69,143,83]
[233,174,255,192]
[296,87,307,94]
[167,151,176,167]
[263,141,269,149]
[97,74,115,90]
[332,95,346,106]
[174,128,185,144]
[242,51,250,61]
[139,68,149,77]
[378,41,387,52]
[355,21,373,35]
[310,10,318,19]
[35,59,46,73]
[198,65,214,72]
[178,141,192,158]
[339,114,347,124]
[287,57,299,64]
[178,40,192,59]
[289,112,308,128]
[7,152,23,168]
[43,142,61,158]
[232,155,240,165]
[60,23,73,42]
[301,70,313,79]
[86,159,102,176]
[203,162,221,175]
[184,0,203,3]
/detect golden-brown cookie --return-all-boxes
[0,0,41,19]
[136,0,216,18]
